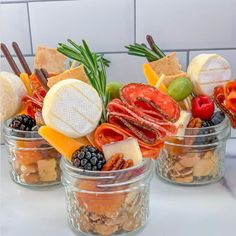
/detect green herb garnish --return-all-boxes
[57,39,110,123]
[125,35,165,62]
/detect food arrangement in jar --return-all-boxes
[126,36,232,185]
[0,33,235,234]
[1,42,65,186]
[36,39,181,235]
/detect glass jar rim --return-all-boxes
[169,117,230,137]
[61,157,152,177]
[3,120,42,140]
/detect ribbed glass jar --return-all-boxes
[156,118,231,185]
[4,121,61,187]
[61,158,153,236]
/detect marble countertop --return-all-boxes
[1,140,236,236]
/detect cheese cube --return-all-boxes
[37,159,57,182]
[102,138,142,165]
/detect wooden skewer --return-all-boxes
[40,68,49,80]
[35,69,49,92]
[12,42,32,75]
[0,43,21,76]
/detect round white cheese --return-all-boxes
[0,71,27,121]
[42,79,102,138]
[187,54,231,96]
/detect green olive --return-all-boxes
[167,77,193,101]
[106,82,123,100]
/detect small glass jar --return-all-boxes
[4,121,61,187]
[61,158,153,236]
[156,118,231,185]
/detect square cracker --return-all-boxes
[149,52,182,76]
[34,45,66,74]
[47,65,89,88]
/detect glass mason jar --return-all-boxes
[156,117,231,185]
[61,158,153,236]
[4,121,61,187]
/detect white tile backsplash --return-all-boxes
[189,50,236,78]
[1,0,236,140]
[105,51,187,84]
[0,56,34,73]
[136,0,236,50]
[106,53,146,84]
[29,0,134,53]
[0,3,31,55]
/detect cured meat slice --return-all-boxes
[107,99,177,143]
[120,83,180,122]
[213,86,236,128]
[109,115,159,144]
[94,123,163,159]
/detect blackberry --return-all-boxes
[201,120,214,128]
[211,111,225,126]
[71,145,106,171]
[194,121,218,146]
[9,114,36,131]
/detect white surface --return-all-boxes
[29,0,134,52]
[1,140,236,236]
[136,0,236,49]
[0,3,31,55]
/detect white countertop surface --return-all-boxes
[1,139,236,236]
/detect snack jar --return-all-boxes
[4,121,61,187]
[156,117,231,185]
[61,158,153,236]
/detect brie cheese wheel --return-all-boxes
[0,71,27,121]
[187,54,231,96]
[42,79,102,138]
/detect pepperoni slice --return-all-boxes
[94,123,163,159]
[120,83,180,122]
[107,99,177,143]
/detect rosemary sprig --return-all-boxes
[57,39,110,123]
[125,35,165,62]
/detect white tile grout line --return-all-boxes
[2,48,236,58]
[26,2,34,54]
[186,50,190,65]
[1,0,79,4]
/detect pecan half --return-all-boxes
[102,154,134,171]
[184,118,202,145]
[187,118,202,128]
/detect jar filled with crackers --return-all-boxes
[4,120,61,187]
[156,117,230,185]
[61,157,153,236]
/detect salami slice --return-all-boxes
[120,83,180,122]
[94,123,163,159]
[107,99,177,138]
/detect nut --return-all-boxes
[93,224,118,236]
[202,151,213,159]
[102,153,134,171]
[179,154,200,168]
[187,118,202,128]
[20,163,38,174]
[20,173,40,184]
[184,118,202,145]
[193,159,214,177]
[172,175,193,183]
